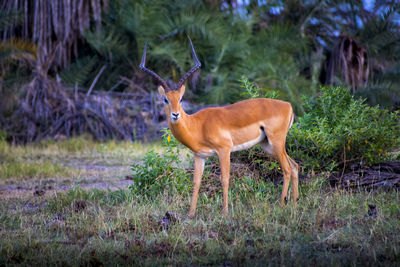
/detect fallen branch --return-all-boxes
[87,65,106,96]
[329,161,400,189]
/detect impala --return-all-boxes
[140,37,299,217]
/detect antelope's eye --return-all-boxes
[163,97,169,104]
[179,97,183,103]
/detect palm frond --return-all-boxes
[84,30,129,61]
[358,11,400,60]
[59,56,98,86]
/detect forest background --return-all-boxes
[1,0,400,143]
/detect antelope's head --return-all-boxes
[139,36,201,123]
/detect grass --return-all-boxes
[1,135,162,162]
[0,160,74,180]
[0,136,164,182]
[1,179,400,265]
[0,137,399,265]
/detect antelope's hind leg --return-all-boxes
[261,140,298,205]
[288,155,299,204]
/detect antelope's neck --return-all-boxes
[169,111,198,151]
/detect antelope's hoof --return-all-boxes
[280,197,288,207]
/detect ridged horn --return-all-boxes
[174,35,201,91]
[139,40,171,91]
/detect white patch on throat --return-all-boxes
[232,130,266,152]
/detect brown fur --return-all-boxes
[159,85,299,217]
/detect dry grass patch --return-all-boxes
[0,160,75,180]
[0,137,164,184]
[1,136,162,162]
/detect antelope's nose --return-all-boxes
[171,112,180,121]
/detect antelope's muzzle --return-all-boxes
[171,112,180,122]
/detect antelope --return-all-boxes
[140,36,299,218]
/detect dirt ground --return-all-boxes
[0,159,134,200]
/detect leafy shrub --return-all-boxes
[129,129,191,198]
[240,76,280,100]
[287,86,400,172]
[236,78,400,176]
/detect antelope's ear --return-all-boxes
[178,84,185,95]
[158,85,166,96]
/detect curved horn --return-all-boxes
[174,35,201,91]
[139,40,171,91]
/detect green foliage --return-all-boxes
[74,0,252,98]
[240,76,279,99]
[244,25,313,113]
[288,86,400,172]
[84,30,129,62]
[345,7,400,108]
[2,0,400,113]
[59,56,98,87]
[354,62,400,108]
[66,0,318,106]
[355,81,400,109]
[129,128,191,198]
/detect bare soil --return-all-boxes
[0,160,134,200]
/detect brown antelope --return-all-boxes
[140,36,299,217]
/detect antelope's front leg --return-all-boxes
[188,155,205,218]
[218,149,231,216]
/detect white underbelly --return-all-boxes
[195,129,266,158]
[196,151,215,158]
[231,130,266,152]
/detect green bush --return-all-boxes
[129,129,191,198]
[287,86,400,172]
[240,76,280,100]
